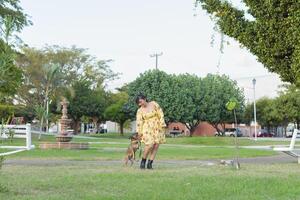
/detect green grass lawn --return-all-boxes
[0,134,277,160]
[0,133,298,199]
[1,163,300,200]
[0,145,276,161]
[88,133,290,146]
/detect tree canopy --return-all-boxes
[0,0,31,100]
[200,74,245,134]
[104,91,131,135]
[127,70,245,135]
[243,85,300,135]
[15,46,118,106]
[196,0,300,85]
[0,0,31,35]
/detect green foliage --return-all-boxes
[257,97,281,130]
[67,80,93,121]
[243,85,300,132]
[104,92,130,135]
[15,46,118,119]
[244,98,275,130]
[67,79,107,133]
[7,128,14,143]
[0,0,31,100]
[34,105,46,139]
[0,41,22,100]
[0,104,15,122]
[127,70,245,135]
[0,0,31,35]
[0,156,8,193]
[276,85,300,128]
[127,70,174,121]
[169,74,203,132]
[0,156,4,170]
[201,74,245,133]
[196,0,300,85]
[14,105,34,122]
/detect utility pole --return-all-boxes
[150,52,163,69]
[252,78,257,141]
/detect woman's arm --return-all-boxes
[153,101,166,128]
[136,109,144,136]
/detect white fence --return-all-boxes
[0,124,35,156]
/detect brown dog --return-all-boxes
[124,133,141,166]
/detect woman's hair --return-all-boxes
[135,94,148,104]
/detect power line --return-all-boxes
[233,74,276,81]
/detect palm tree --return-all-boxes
[42,63,61,133]
[34,105,46,140]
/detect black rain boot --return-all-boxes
[140,158,146,169]
[147,160,153,169]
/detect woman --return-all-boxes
[135,94,166,169]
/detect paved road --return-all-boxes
[3,153,297,167]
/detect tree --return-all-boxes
[88,88,107,133]
[104,92,131,135]
[167,74,203,135]
[67,79,93,134]
[196,0,300,85]
[67,79,108,134]
[16,46,118,106]
[0,0,31,100]
[16,46,118,132]
[34,105,46,140]
[127,70,244,136]
[0,0,31,35]
[127,70,174,121]
[246,97,281,134]
[244,86,300,136]
[0,104,15,122]
[243,103,253,126]
[0,41,22,101]
[200,74,245,134]
[277,85,300,129]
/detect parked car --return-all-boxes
[258,132,274,137]
[86,128,95,134]
[286,123,296,137]
[253,130,274,137]
[215,128,242,137]
[286,128,300,138]
[99,128,107,134]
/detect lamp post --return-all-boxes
[252,78,257,141]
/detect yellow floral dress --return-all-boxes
[136,101,166,145]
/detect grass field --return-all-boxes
[0,133,297,200]
[0,134,279,160]
[1,163,300,200]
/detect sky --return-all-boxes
[19,0,283,101]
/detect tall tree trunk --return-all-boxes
[212,123,223,136]
[186,121,200,137]
[92,117,98,133]
[38,116,44,140]
[73,120,80,135]
[120,122,124,136]
[184,123,193,137]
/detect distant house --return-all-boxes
[168,122,260,137]
[130,120,260,137]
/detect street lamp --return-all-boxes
[252,78,257,141]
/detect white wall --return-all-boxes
[106,121,136,133]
